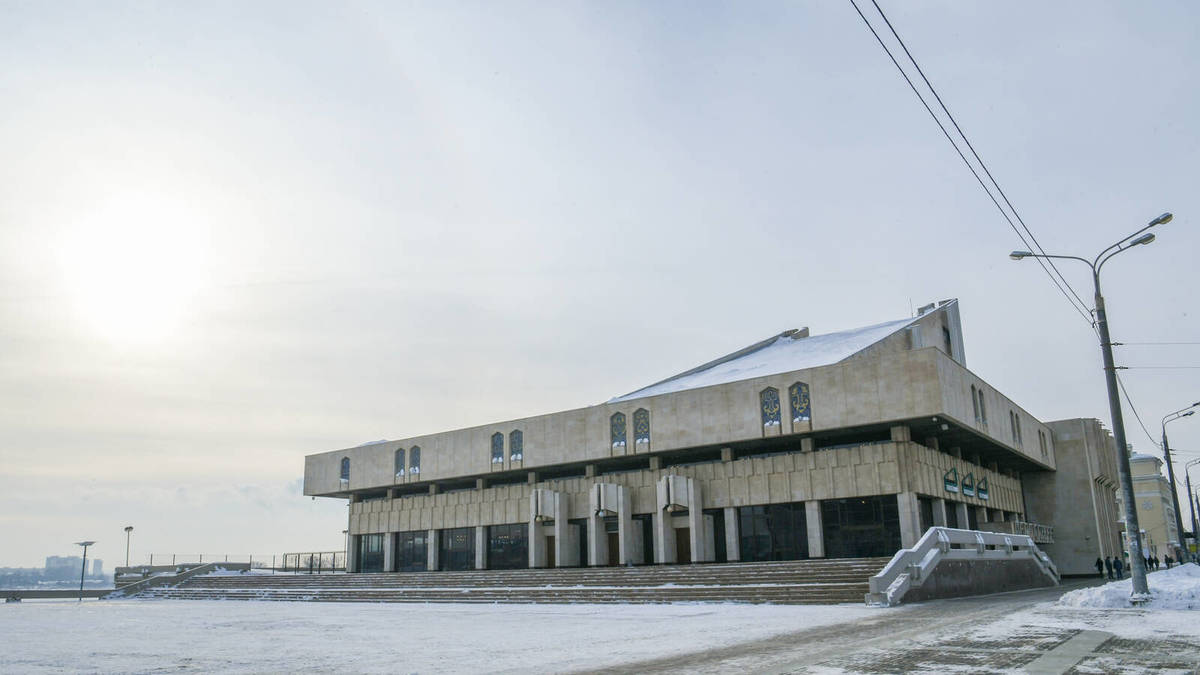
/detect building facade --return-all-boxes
[1121,453,1181,559]
[304,299,1113,575]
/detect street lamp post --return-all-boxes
[124,526,134,567]
[1186,458,1200,554]
[75,540,95,602]
[1162,406,1198,559]
[1010,210,1173,600]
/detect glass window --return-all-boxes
[611,412,626,449]
[1015,416,1023,448]
[789,382,811,423]
[394,448,405,479]
[439,527,476,571]
[340,457,350,484]
[820,496,902,559]
[977,390,988,428]
[487,523,528,570]
[357,534,384,573]
[395,531,427,572]
[409,446,421,475]
[971,385,979,423]
[509,430,523,461]
[738,502,809,562]
[760,388,781,428]
[491,433,504,464]
[633,409,650,445]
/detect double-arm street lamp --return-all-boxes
[75,540,95,601]
[1162,405,1198,558]
[1010,211,1173,599]
[1187,457,1200,554]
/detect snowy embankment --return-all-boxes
[1058,562,1200,610]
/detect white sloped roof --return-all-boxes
[608,315,920,404]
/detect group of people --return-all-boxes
[1094,553,1191,579]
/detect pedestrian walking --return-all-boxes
[1094,557,1104,578]
[1104,556,1114,579]
[1114,557,1124,579]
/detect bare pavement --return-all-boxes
[590,576,1200,675]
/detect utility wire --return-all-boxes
[1116,372,1161,449]
[865,0,1092,318]
[1116,342,1200,346]
[846,0,1094,325]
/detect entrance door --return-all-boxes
[546,536,556,568]
[675,529,691,564]
[606,532,620,565]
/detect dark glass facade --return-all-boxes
[358,533,385,573]
[821,496,901,559]
[395,530,427,572]
[439,527,475,571]
[738,502,809,562]
[487,523,528,570]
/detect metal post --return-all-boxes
[1162,428,1187,560]
[1095,285,1149,596]
[79,545,88,601]
[1186,470,1197,549]
[124,526,133,567]
[150,553,154,566]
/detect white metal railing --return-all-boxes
[865,527,1059,607]
[977,520,1055,544]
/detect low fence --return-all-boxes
[977,520,1055,544]
[129,552,346,575]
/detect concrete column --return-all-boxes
[383,532,395,572]
[426,529,438,571]
[475,526,486,570]
[653,509,675,564]
[801,437,815,453]
[428,484,439,496]
[476,478,487,491]
[346,533,359,573]
[806,500,825,557]
[554,492,572,567]
[955,502,970,529]
[897,492,922,548]
[688,482,706,563]
[588,487,607,565]
[720,447,733,462]
[723,507,740,562]
[648,456,662,470]
[616,487,634,565]
[932,499,948,527]
[976,506,989,524]
[584,464,597,478]
[527,471,538,484]
[529,496,546,568]
[889,425,912,442]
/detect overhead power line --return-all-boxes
[846,0,1094,325]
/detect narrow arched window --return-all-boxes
[394,448,406,479]
[633,409,650,446]
[971,385,979,423]
[340,457,350,485]
[491,432,504,464]
[760,388,781,428]
[610,412,626,449]
[409,446,421,475]
[509,430,523,461]
[789,382,811,423]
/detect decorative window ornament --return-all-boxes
[943,467,959,493]
[962,472,976,498]
[395,448,406,479]
[340,457,350,485]
[491,433,504,464]
[610,412,627,449]
[633,409,650,446]
[789,382,811,423]
[409,446,421,475]
[509,430,523,461]
[977,477,989,501]
[760,388,781,427]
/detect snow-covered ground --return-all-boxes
[0,599,883,674]
[1058,561,1200,610]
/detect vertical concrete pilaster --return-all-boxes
[617,487,634,565]
[475,526,486,570]
[346,532,359,573]
[529,495,546,568]
[724,507,740,562]
[689,481,706,562]
[588,488,606,565]
[653,509,675,564]
[933,499,948,527]
[806,500,825,558]
[897,492,921,548]
[554,492,571,567]
[955,502,970,529]
[426,529,438,571]
[383,532,395,572]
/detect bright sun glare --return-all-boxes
[58,195,210,343]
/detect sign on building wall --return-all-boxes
[943,467,959,493]
[977,477,989,501]
[962,472,976,497]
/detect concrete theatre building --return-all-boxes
[304,299,1121,577]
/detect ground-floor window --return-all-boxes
[439,527,475,571]
[946,502,960,529]
[633,514,654,565]
[487,523,528,570]
[918,496,935,533]
[821,496,901,558]
[395,530,427,572]
[358,533,385,573]
[738,502,809,562]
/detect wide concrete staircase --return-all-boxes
[139,558,890,604]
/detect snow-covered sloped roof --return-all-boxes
[608,314,920,404]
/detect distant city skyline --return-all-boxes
[2,1,1198,568]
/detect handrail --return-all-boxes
[105,562,223,598]
[865,527,1059,607]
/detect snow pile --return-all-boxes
[1057,563,1200,609]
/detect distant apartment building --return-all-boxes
[1119,453,1181,559]
[304,299,1123,577]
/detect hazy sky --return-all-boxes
[2,1,1198,569]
